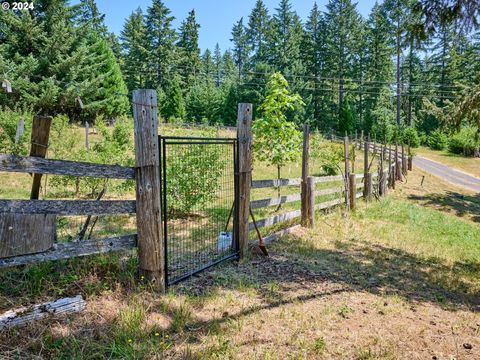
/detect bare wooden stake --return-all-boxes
[363,136,369,198]
[14,118,25,144]
[301,124,310,227]
[133,89,164,291]
[349,173,356,210]
[30,115,52,200]
[366,173,373,201]
[237,103,253,258]
[85,122,89,150]
[344,134,350,209]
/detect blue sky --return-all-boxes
[76,0,378,52]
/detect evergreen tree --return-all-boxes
[202,49,214,82]
[213,43,223,87]
[120,8,149,91]
[302,3,328,128]
[231,18,249,79]
[163,74,186,120]
[145,0,176,90]
[270,0,304,75]
[325,0,362,117]
[177,9,200,89]
[247,0,271,67]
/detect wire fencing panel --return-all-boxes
[160,136,238,285]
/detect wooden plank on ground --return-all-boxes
[0,200,136,215]
[0,154,135,179]
[0,234,136,268]
[0,295,86,329]
[250,193,301,209]
[255,225,301,245]
[251,178,302,189]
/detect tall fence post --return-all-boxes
[349,173,356,210]
[395,141,402,181]
[401,143,407,175]
[344,134,350,209]
[237,103,253,259]
[366,173,373,201]
[30,115,52,199]
[363,135,369,198]
[301,124,311,227]
[133,89,165,292]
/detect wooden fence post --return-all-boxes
[363,136,369,198]
[304,176,315,227]
[401,143,407,175]
[237,103,253,259]
[366,173,373,201]
[132,89,165,291]
[349,173,356,210]
[301,124,311,227]
[30,115,52,199]
[395,142,402,181]
[344,134,350,209]
[379,144,384,196]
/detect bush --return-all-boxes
[0,108,33,155]
[311,134,343,175]
[401,127,420,148]
[448,127,480,156]
[166,143,226,215]
[427,129,448,150]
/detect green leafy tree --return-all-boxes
[253,72,304,195]
[163,74,186,120]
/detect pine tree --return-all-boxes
[325,0,362,117]
[247,0,271,67]
[202,49,214,83]
[163,74,186,120]
[120,8,149,91]
[270,0,304,74]
[364,2,394,130]
[302,3,329,128]
[177,9,200,90]
[145,0,176,90]
[231,18,249,79]
[213,43,223,87]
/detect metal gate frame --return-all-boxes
[159,135,239,286]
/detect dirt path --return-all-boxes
[414,156,480,193]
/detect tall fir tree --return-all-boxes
[177,9,200,90]
[120,8,149,91]
[231,18,249,79]
[145,0,176,91]
[247,0,271,67]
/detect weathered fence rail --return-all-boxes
[0,154,135,179]
[0,200,136,215]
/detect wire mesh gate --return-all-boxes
[159,136,239,285]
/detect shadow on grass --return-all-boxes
[408,191,480,223]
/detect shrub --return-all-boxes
[311,134,343,175]
[427,129,448,150]
[448,127,480,156]
[165,143,225,215]
[401,127,420,148]
[0,108,33,155]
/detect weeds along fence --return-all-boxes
[0,91,412,292]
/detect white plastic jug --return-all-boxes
[217,231,232,251]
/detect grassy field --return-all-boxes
[416,147,480,178]
[1,161,479,359]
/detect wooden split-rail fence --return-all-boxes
[0,91,412,292]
